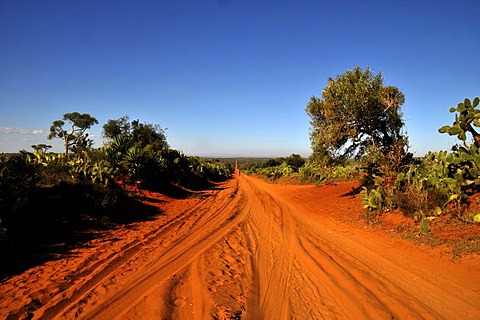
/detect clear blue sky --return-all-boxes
[1,0,479,157]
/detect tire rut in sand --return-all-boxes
[33,195,211,320]
[238,175,475,319]
[114,215,254,319]
[5,174,480,319]
[65,181,244,319]
[240,177,294,319]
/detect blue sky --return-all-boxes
[1,0,479,157]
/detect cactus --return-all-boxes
[439,97,480,147]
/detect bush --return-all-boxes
[300,161,361,184]
[0,153,37,229]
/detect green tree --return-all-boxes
[305,66,407,164]
[131,120,168,151]
[102,116,168,151]
[102,115,131,141]
[285,154,306,171]
[48,112,98,155]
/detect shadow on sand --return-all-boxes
[0,175,233,281]
[0,190,161,282]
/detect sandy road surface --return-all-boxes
[1,174,480,319]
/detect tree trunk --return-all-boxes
[468,124,480,148]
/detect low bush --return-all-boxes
[360,96,480,229]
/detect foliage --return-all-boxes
[102,116,178,188]
[31,144,52,153]
[102,115,131,140]
[358,97,480,233]
[48,112,99,154]
[122,146,167,187]
[305,66,407,165]
[2,111,235,266]
[360,184,390,213]
[104,134,132,171]
[66,151,117,186]
[0,153,37,225]
[102,118,232,189]
[245,154,362,184]
[131,120,169,151]
[439,97,480,147]
[244,154,307,180]
[299,161,360,183]
[29,150,72,185]
[256,162,295,180]
[284,154,306,171]
[103,116,169,151]
[188,156,234,182]
[298,161,325,182]
[361,150,464,221]
[0,218,6,240]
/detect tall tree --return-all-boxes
[306,66,407,164]
[48,112,98,154]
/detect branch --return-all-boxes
[467,124,480,148]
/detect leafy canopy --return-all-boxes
[48,112,98,154]
[102,115,131,139]
[102,115,168,151]
[306,66,407,164]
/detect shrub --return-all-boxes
[0,153,37,228]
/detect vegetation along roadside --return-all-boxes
[1,66,479,279]
[0,114,233,279]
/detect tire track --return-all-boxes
[5,174,478,319]
[72,186,245,319]
[241,177,294,319]
[34,180,241,319]
[240,175,480,319]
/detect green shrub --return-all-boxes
[300,161,360,184]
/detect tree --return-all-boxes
[285,154,306,171]
[305,66,407,164]
[102,115,131,141]
[48,112,98,154]
[31,144,52,153]
[102,116,169,151]
[131,120,168,151]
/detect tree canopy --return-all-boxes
[102,116,168,151]
[102,115,131,140]
[306,66,407,164]
[31,144,52,153]
[48,112,98,154]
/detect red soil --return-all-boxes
[1,174,479,319]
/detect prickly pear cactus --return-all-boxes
[439,97,480,146]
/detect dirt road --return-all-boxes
[1,174,480,319]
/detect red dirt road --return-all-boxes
[1,174,480,319]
